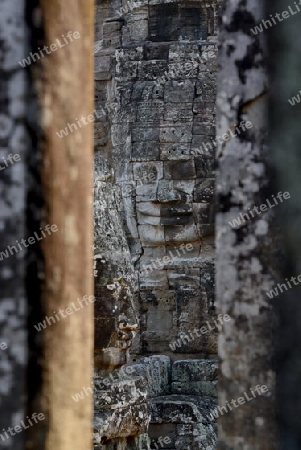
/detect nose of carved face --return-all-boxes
[155,180,181,204]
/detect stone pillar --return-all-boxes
[216,0,277,447]
[0,1,28,449]
[26,1,95,449]
[268,1,301,447]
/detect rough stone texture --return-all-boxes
[94,0,220,448]
[216,0,277,448]
[94,371,150,440]
[172,360,218,397]
[0,1,28,448]
[26,1,95,449]
[94,152,139,370]
[268,1,301,447]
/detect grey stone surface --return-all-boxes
[216,0,277,447]
[0,1,28,448]
[171,381,217,397]
[150,395,216,425]
[93,0,220,448]
[172,360,218,383]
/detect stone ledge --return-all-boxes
[150,395,216,424]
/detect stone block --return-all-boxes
[115,61,138,81]
[131,81,164,101]
[141,332,173,353]
[136,184,157,201]
[94,376,148,410]
[125,363,149,379]
[192,100,215,120]
[136,202,164,227]
[138,61,169,81]
[200,261,215,308]
[116,46,144,62]
[193,179,215,203]
[114,161,133,182]
[132,125,160,143]
[192,122,215,136]
[147,308,173,334]
[145,355,171,397]
[191,135,216,159]
[160,144,192,160]
[168,43,200,63]
[194,158,215,178]
[164,224,199,245]
[137,209,161,226]
[167,62,198,80]
[94,124,110,148]
[94,402,150,440]
[133,162,163,183]
[164,160,196,180]
[103,20,122,39]
[199,224,214,238]
[193,423,217,450]
[112,141,132,162]
[164,81,195,103]
[115,82,132,106]
[150,395,216,424]
[140,290,160,306]
[138,225,164,246]
[165,244,200,260]
[95,55,111,72]
[172,180,195,195]
[144,43,169,61]
[161,216,192,226]
[172,360,218,383]
[128,434,153,450]
[195,73,217,100]
[160,124,192,144]
[101,35,122,51]
[148,3,178,41]
[167,267,201,291]
[148,423,176,448]
[111,107,137,123]
[132,142,160,161]
[137,101,165,122]
[111,123,130,146]
[148,4,205,41]
[152,291,176,311]
[171,381,217,397]
[193,203,214,226]
[155,180,181,204]
[160,203,192,218]
[202,53,217,73]
[164,103,193,123]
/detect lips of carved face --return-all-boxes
[160,204,193,226]
[137,192,193,224]
[136,176,195,231]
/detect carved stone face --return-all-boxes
[110,42,217,355]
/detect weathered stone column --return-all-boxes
[26,1,95,449]
[0,1,28,449]
[267,1,301,448]
[216,0,277,447]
